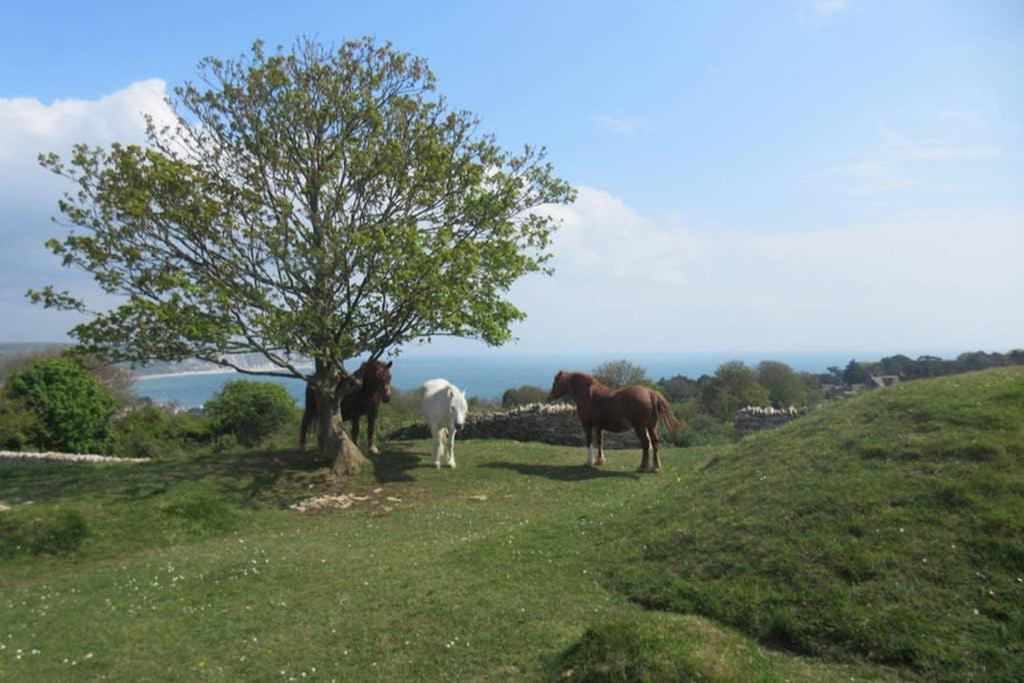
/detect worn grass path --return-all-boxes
[0,433,894,681]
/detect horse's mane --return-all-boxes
[357,360,390,388]
[566,371,610,398]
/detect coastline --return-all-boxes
[135,366,311,381]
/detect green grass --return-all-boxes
[605,367,1024,681]
[1,368,1020,680]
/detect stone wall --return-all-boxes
[733,405,808,438]
[386,402,643,449]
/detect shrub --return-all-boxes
[502,385,547,408]
[204,380,296,448]
[0,397,40,450]
[4,356,116,453]
[672,413,734,447]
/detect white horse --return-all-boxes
[420,379,469,469]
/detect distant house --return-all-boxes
[867,374,900,389]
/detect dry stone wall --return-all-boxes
[733,406,808,438]
[387,403,643,449]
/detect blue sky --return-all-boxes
[1,1,1021,356]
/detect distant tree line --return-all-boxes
[837,350,1024,385]
[499,349,1024,448]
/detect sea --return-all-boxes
[133,351,876,407]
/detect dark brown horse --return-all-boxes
[547,370,679,473]
[299,360,393,454]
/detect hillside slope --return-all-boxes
[606,367,1024,680]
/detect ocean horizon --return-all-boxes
[132,350,896,407]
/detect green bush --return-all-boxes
[0,397,40,449]
[672,413,733,447]
[110,404,222,457]
[204,380,296,448]
[502,385,548,408]
[4,356,116,453]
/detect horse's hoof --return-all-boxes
[595,458,606,466]
[369,445,380,455]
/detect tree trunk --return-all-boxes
[312,378,368,477]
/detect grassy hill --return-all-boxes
[603,367,1024,680]
[0,367,1020,680]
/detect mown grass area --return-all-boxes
[1,368,1019,681]
[605,367,1024,681]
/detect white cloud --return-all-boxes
[819,121,1004,195]
[512,186,1024,352]
[0,79,175,205]
[0,80,176,341]
[812,0,849,16]
[595,115,647,136]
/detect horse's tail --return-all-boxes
[652,390,680,434]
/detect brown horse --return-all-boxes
[547,370,679,473]
[299,360,393,454]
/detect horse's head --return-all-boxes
[450,385,468,430]
[360,359,393,403]
[547,371,570,401]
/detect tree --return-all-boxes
[756,360,805,408]
[31,38,574,475]
[4,356,116,453]
[657,374,698,402]
[698,360,770,421]
[592,359,648,388]
[205,380,296,448]
[824,366,844,383]
[842,359,871,385]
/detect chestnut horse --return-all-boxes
[547,370,679,473]
[299,360,393,454]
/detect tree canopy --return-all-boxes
[33,38,573,376]
[592,359,648,388]
[30,37,575,473]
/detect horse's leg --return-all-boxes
[634,425,651,473]
[649,426,661,472]
[367,407,380,455]
[595,429,606,466]
[350,411,361,449]
[445,423,456,468]
[584,423,595,467]
[430,425,442,469]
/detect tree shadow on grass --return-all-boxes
[370,442,424,484]
[480,461,640,482]
[0,449,326,509]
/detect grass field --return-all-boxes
[1,368,1021,681]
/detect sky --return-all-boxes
[1,0,1021,358]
